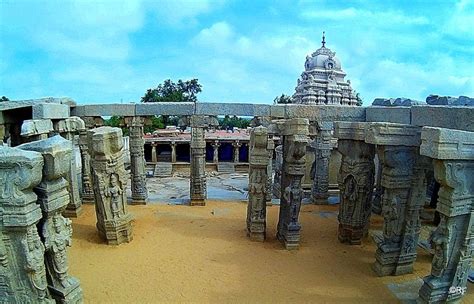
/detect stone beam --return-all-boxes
[196,102,271,116]
[135,102,195,116]
[283,105,366,121]
[71,104,135,117]
[366,106,411,124]
[32,103,70,120]
[411,106,474,132]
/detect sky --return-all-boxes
[0,0,473,105]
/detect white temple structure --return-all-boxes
[292,33,358,106]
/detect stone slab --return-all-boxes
[365,122,421,146]
[74,104,136,117]
[366,106,411,124]
[284,105,366,121]
[334,121,368,141]
[136,102,195,116]
[20,119,53,136]
[411,106,474,132]
[270,105,285,118]
[32,103,70,119]
[420,127,474,160]
[196,102,271,117]
[281,118,309,136]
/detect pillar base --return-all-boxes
[130,197,147,205]
[49,277,83,304]
[277,228,300,250]
[338,224,365,245]
[81,197,95,204]
[190,199,206,206]
[63,206,83,218]
[247,221,265,242]
[313,195,329,205]
[418,276,456,304]
[372,248,415,276]
[98,215,133,245]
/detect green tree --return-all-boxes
[355,93,363,106]
[141,79,202,103]
[0,96,9,102]
[273,94,292,104]
[218,115,250,129]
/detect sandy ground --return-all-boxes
[68,202,473,304]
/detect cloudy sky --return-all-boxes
[1,0,473,105]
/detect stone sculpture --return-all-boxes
[20,119,53,143]
[88,127,133,245]
[334,122,375,244]
[265,135,275,204]
[18,135,83,303]
[277,118,309,250]
[272,145,283,199]
[190,116,207,205]
[78,127,94,204]
[126,116,148,205]
[311,121,333,204]
[246,126,269,241]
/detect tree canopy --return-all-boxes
[0,96,9,102]
[141,79,202,103]
[273,94,292,104]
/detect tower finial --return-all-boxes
[322,31,326,47]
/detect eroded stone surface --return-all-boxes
[126,117,148,205]
[190,116,207,205]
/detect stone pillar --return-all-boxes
[18,136,83,303]
[277,118,309,250]
[212,140,220,164]
[246,126,269,241]
[54,117,85,218]
[418,127,474,303]
[311,121,333,204]
[126,116,148,205]
[151,143,157,163]
[0,146,54,302]
[78,128,94,204]
[20,119,53,143]
[190,115,207,206]
[233,141,241,163]
[372,157,383,214]
[171,141,177,163]
[273,144,283,199]
[366,122,428,276]
[334,122,375,245]
[265,136,275,205]
[88,127,133,245]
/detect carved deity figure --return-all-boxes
[106,174,123,219]
[249,170,265,220]
[284,181,302,224]
[24,226,48,300]
[430,219,449,277]
[382,197,398,241]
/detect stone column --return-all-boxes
[265,135,275,205]
[233,141,241,163]
[190,115,207,206]
[334,122,376,245]
[151,143,157,163]
[126,116,148,205]
[372,157,383,214]
[277,118,309,250]
[273,144,283,199]
[19,136,83,303]
[0,146,54,302]
[418,127,474,303]
[88,127,133,245]
[311,121,333,204]
[171,141,177,163]
[246,126,269,241]
[20,119,53,143]
[78,128,94,204]
[366,122,429,276]
[54,117,85,218]
[212,140,220,164]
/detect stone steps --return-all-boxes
[217,162,235,173]
[154,162,173,177]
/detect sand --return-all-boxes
[68,202,473,303]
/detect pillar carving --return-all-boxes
[54,117,85,218]
[0,146,54,302]
[418,127,474,303]
[151,143,157,163]
[19,136,83,303]
[171,141,177,163]
[88,127,133,245]
[372,157,383,214]
[246,126,269,241]
[126,116,148,205]
[190,116,207,206]
[233,141,241,163]
[212,140,220,164]
[334,122,375,245]
[311,121,333,204]
[273,144,283,199]
[20,119,53,143]
[266,135,275,204]
[366,122,428,276]
[78,129,94,204]
[277,118,309,250]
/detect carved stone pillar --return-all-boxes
[273,144,283,199]
[190,115,207,206]
[171,141,177,163]
[19,136,83,303]
[20,119,53,143]
[126,116,148,205]
[366,123,428,276]
[334,122,375,245]
[277,118,309,250]
[0,146,54,302]
[151,143,157,163]
[54,117,85,218]
[266,135,275,205]
[372,157,383,214]
[418,127,474,303]
[233,141,241,163]
[311,121,333,204]
[78,128,94,204]
[88,127,133,245]
[212,140,220,164]
[246,126,269,241]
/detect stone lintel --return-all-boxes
[88,126,124,157]
[365,122,421,146]
[420,127,474,160]
[334,121,368,141]
[366,106,411,124]
[136,102,195,116]
[411,105,474,132]
[196,102,271,116]
[20,119,53,136]
[281,118,309,136]
[284,105,366,121]
[74,104,136,117]
[32,103,70,120]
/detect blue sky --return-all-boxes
[1,0,473,105]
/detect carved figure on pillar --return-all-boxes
[88,127,133,245]
[126,116,148,205]
[246,126,269,241]
[79,128,94,204]
[190,116,207,206]
[372,158,383,214]
[171,141,177,163]
[273,145,283,199]
[212,140,220,164]
[277,119,309,250]
[265,135,275,204]
[311,121,333,204]
[233,141,242,163]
